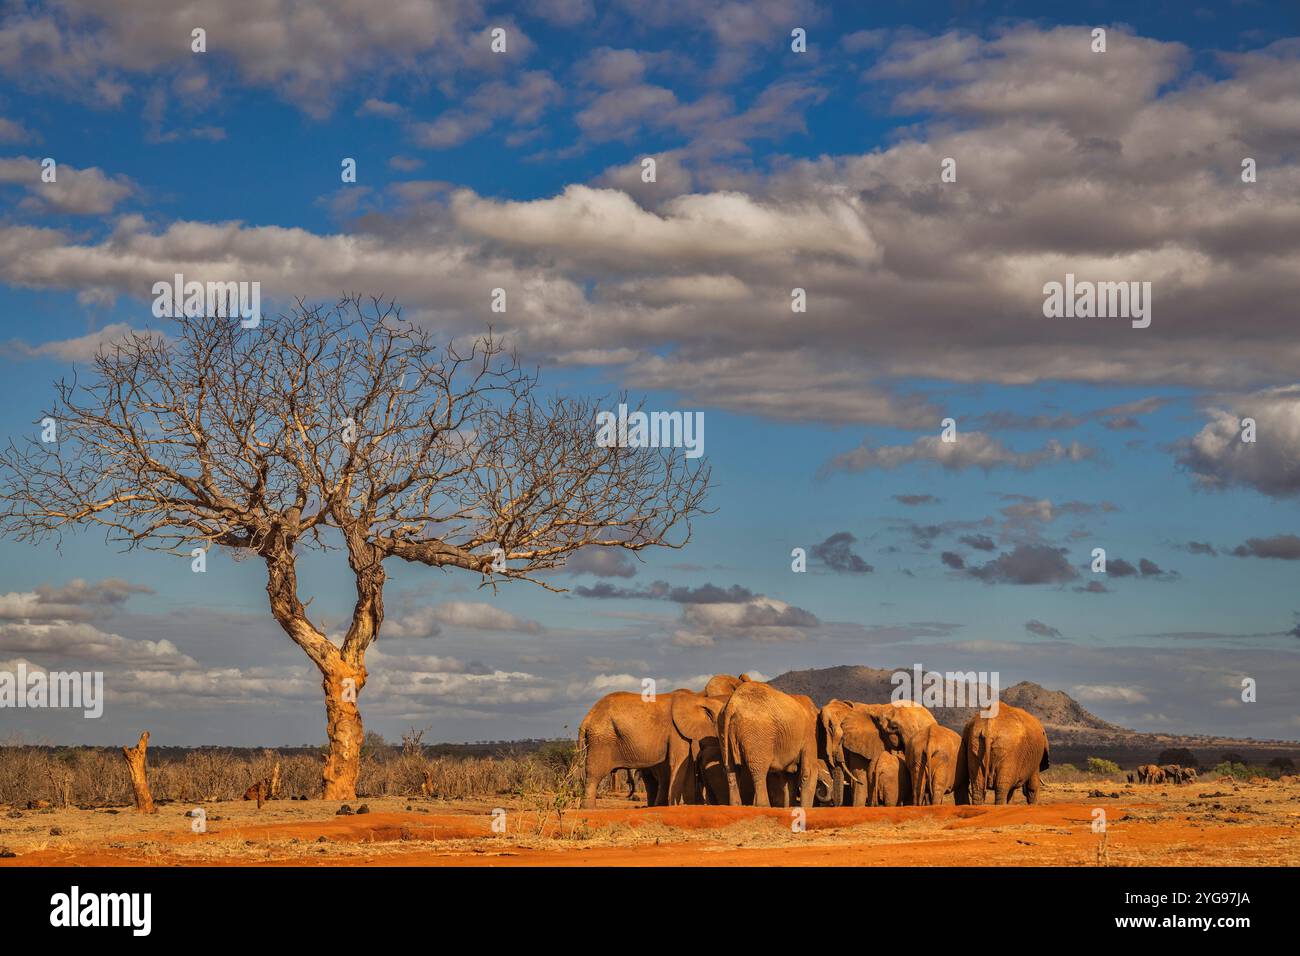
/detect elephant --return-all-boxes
[669,690,731,804]
[704,673,757,698]
[868,701,942,805]
[906,723,961,805]
[718,681,819,808]
[955,703,1050,805]
[1180,767,1198,784]
[1161,764,1183,784]
[1126,772,1135,784]
[1140,764,1166,785]
[579,688,714,808]
[867,750,911,806]
[820,700,892,807]
[580,691,674,808]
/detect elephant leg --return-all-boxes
[751,767,771,807]
[798,752,816,810]
[765,773,786,808]
[734,771,753,806]
[583,747,613,809]
[666,737,695,805]
[832,766,844,808]
[643,768,661,807]
[1024,771,1041,805]
[851,772,867,807]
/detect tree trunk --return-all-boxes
[321,662,367,800]
[121,731,156,813]
[269,761,281,799]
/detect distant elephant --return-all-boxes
[669,690,730,804]
[719,682,819,808]
[820,700,892,807]
[1161,764,1183,784]
[867,750,912,806]
[579,689,702,808]
[1180,767,1198,784]
[907,723,961,805]
[1143,765,1166,785]
[1126,772,1135,784]
[956,703,1050,805]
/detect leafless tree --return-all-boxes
[0,296,711,798]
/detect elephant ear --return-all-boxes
[841,712,887,759]
[671,692,720,744]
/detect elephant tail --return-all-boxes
[717,702,734,773]
[917,746,934,805]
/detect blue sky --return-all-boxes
[1,0,1299,746]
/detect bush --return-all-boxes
[1086,757,1122,776]
[1211,761,1250,780]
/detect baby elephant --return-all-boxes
[868,751,912,806]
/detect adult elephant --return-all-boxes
[956,703,1050,805]
[1161,764,1183,785]
[1145,765,1166,785]
[906,723,962,805]
[868,701,941,805]
[580,691,674,808]
[867,751,911,806]
[820,700,892,807]
[704,673,758,698]
[669,690,730,804]
[1180,767,1198,784]
[718,682,819,808]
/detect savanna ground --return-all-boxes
[1,742,1296,867]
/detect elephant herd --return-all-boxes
[578,673,1051,810]
[1129,764,1197,785]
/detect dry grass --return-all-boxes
[0,738,607,808]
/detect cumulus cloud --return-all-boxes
[0,24,1297,433]
[822,433,1095,476]
[1177,387,1300,497]
[810,532,873,574]
[1230,534,1300,560]
[384,602,544,638]
[0,578,151,623]
[0,157,135,214]
[562,547,639,579]
[965,544,1078,585]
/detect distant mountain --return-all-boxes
[768,664,1125,733]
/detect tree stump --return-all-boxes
[121,731,156,814]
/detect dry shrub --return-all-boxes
[0,740,586,806]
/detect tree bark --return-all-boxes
[122,731,156,813]
[321,661,367,800]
